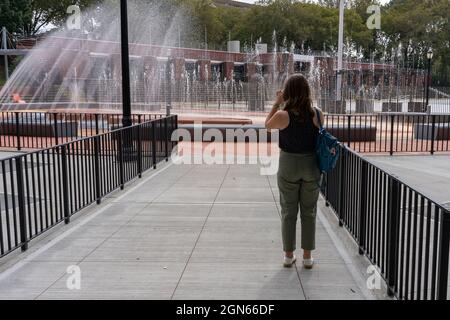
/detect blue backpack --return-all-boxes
[315,109,340,173]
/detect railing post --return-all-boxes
[118,130,125,190]
[359,161,368,255]
[324,171,330,206]
[95,114,99,135]
[15,112,21,151]
[338,146,346,227]
[174,114,178,149]
[53,113,59,146]
[390,114,395,156]
[61,145,71,223]
[430,115,436,155]
[152,121,157,169]
[94,135,102,204]
[347,115,351,148]
[15,157,28,251]
[387,176,401,297]
[137,124,142,178]
[437,211,450,300]
[164,117,169,162]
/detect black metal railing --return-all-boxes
[323,113,450,154]
[2,111,450,155]
[0,115,178,258]
[0,111,164,150]
[323,146,450,300]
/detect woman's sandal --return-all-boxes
[283,255,297,268]
[303,258,314,269]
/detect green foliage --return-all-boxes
[0,0,100,36]
[381,0,449,83]
[0,0,32,35]
[1,0,449,82]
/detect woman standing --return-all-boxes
[265,74,324,269]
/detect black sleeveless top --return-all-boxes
[279,111,319,154]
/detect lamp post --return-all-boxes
[120,0,132,128]
[166,49,172,116]
[2,27,9,80]
[119,0,137,162]
[425,48,433,114]
[336,0,345,108]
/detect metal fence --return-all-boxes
[0,111,164,150]
[1,111,449,155]
[323,146,450,300]
[323,113,450,154]
[0,115,178,258]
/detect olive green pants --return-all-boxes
[277,151,321,252]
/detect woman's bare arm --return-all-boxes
[313,107,325,128]
[265,109,289,130]
[265,104,279,128]
[265,89,289,130]
[320,109,325,126]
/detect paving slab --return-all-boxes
[154,186,220,204]
[0,261,77,299]
[37,261,186,300]
[215,187,275,203]
[0,162,382,300]
[172,263,305,300]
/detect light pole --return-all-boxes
[119,0,137,162]
[120,0,132,128]
[166,49,172,116]
[336,0,345,112]
[2,27,9,81]
[425,48,433,114]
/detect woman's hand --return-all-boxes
[275,90,284,106]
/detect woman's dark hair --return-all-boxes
[283,74,314,120]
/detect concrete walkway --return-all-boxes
[0,151,26,160]
[0,161,384,300]
[366,155,450,207]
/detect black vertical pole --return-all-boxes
[430,115,436,155]
[15,157,28,251]
[152,121,157,169]
[118,131,125,189]
[166,59,172,116]
[53,113,59,146]
[437,211,450,300]
[2,27,9,81]
[338,147,346,227]
[387,176,401,297]
[61,146,71,223]
[120,0,132,128]
[164,117,169,161]
[390,114,395,156]
[95,114,99,135]
[94,135,102,204]
[15,112,21,151]
[359,161,368,255]
[137,125,142,178]
[347,115,351,148]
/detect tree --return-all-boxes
[0,0,32,35]
[24,0,100,35]
[1,0,449,84]
[317,0,340,8]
